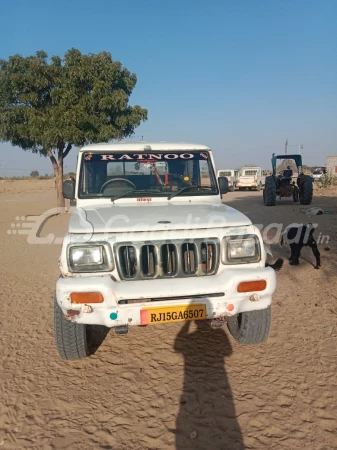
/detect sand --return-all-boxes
[0,179,336,450]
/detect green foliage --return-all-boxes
[30,170,39,178]
[319,172,334,188]
[0,49,147,205]
[0,49,148,152]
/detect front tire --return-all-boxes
[54,298,90,360]
[227,307,271,344]
[264,176,276,206]
[299,175,313,205]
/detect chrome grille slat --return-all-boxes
[167,244,171,273]
[141,244,156,277]
[182,242,197,274]
[162,244,177,275]
[118,245,137,279]
[115,239,220,281]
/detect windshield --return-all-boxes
[313,171,322,175]
[219,171,232,177]
[243,170,257,176]
[79,151,218,199]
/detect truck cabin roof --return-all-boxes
[80,142,211,152]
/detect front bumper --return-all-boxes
[56,267,276,327]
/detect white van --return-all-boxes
[217,169,239,191]
[236,167,265,191]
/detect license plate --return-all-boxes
[140,304,206,325]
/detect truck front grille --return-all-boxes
[115,239,220,281]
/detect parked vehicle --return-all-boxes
[236,166,265,191]
[263,153,313,206]
[311,169,324,182]
[217,169,239,191]
[55,142,276,360]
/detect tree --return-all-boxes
[30,170,39,178]
[0,49,148,206]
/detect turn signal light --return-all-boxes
[237,280,267,293]
[70,292,103,304]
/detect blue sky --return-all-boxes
[1,0,336,176]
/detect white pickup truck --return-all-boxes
[236,166,266,191]
[217,169,239,191]
[55,142,276,360]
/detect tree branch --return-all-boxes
[63,143,72,159]
[47,149,58,169]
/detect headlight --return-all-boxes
[223,235,260,264]
[68,243,113,272]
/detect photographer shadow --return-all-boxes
[174,319,244,450]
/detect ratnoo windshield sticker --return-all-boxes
[99,153,197,161]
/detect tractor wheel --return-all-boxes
[264,176,276,206]
[299,175,313,205]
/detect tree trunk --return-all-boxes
[48,145,72,208]
[54,164,65,207]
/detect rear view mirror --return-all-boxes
[218,176,229,195]
[63,180,75,200]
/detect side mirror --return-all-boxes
[63,180,75,200]
[218,176,229,195]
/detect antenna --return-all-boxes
[285,139,288,155]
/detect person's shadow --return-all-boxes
[174,320,245,450]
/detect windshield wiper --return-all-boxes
[167,185,214,200]
[111,189,157,202]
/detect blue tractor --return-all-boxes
[263,153,313,206]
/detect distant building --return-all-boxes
[326,155,337,176]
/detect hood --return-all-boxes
[68,202,252,234]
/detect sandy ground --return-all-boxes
[0,179,337,450]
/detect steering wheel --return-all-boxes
[168,173,196,185]
[100,178,136,193]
